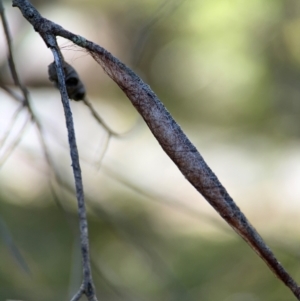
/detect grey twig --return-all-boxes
[82,98,113,169]
[11,0,300,299]
[82,97,138,168]
[50,42,97,301]
[0,0,32,168]
[0,113,31,168]
[48,54,133,169]
[82,97,119,136]
[70,286,84,301]
[103,165,230,232]
[0,0,29,103]
[0,102,23,148]
[1,1,86,292]
[6,0,97,299]
[131,0,186,67]
[0,215,31,275]
[89,203,194,301]
[0,82,23,102]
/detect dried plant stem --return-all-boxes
[12,0,300,299]
[2,0,97,299]
[1,2,93,296]
[83,98,119,136]
[50,41,97,301]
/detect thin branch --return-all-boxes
[83,97,136,137]
[0,0,29,103]
[89,202,194,301]
[0,82,23,102]
[131,0,186,67]
[34,120,79,233]
[34,119,101,301]
[70,286,84,301]
[11,0,300,299]
[48,55,134,170]
[48,59,123,137]
[82,97,138,168]
[103,165,230,233]
[1,66,77,234]
[2,1,97,298]
[91,256,147,301]
[0,0,19,85]
[0,215,31,275]
[1,2,87,295]
[51,174,197,300]
[0,102,23,148]
[0,113,31,168]
[82,98,119,136]
[50,40,97,300]
[0,0,33,169]
[68,236,82,300]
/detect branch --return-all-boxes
[12,0,300,299]
[8,1,97,300]
[0,112,31,168]
[50,40,97,301]
[1,1,87,292]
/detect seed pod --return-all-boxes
[48,61,86,101]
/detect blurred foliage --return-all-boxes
[1,0,300,300]
[67,0,300,139]
[3,0,300,138]
[0,193,299,301]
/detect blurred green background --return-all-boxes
[1,0,300,300]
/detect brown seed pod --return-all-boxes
[48,61,86,101]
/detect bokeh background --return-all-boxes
[1,0,300,300]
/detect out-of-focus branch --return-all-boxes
[0,102,23,148]
[103,165,230,233]
[0,112,31,168]
[0,0,29,103]
[0,215,31,275]
[11,0,300,299]
[131,0,186,67]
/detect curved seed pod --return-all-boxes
[48,60,86,101]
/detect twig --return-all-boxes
[50,41,97,300]
[82,98,119,136]
[48,58,121,136]
[34,120,79,230]
[131,0,186,67]
[0,82,23,102]
[1,1,87,293]
[48,56,133,169]
[11,0,300,299]
[0,0,29,103]
[1,80,76,227]
[34,117,99,301]
[1,0,97,298]
[89,202,194,301]
[70,286,84,301]
[81,98,113,169]
[0,102,23,148]
[91,256,147,301]
[103,165,230,232]
[0,113,31,168]
[0,215,31,275]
